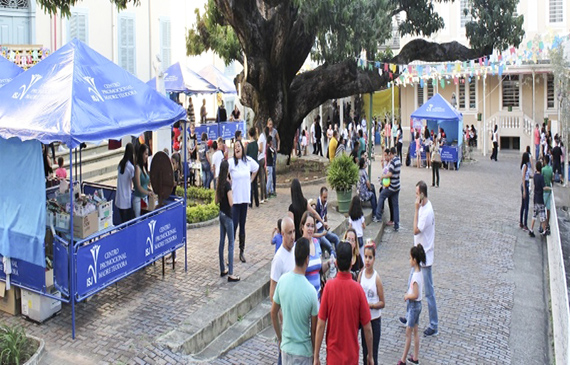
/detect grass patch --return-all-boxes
[176,186,219,224]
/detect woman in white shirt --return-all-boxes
[115,143,135,223]
[229,140,259,263]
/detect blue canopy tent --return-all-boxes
[0,38,187,338]
[197,64,237,94]
[410,93,463,169]
[146,62,217,94]
[0,54,24,88]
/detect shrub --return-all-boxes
[176,186,219,223]
[0,324,37,365]
[327,153,359,191]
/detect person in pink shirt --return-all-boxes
[55,157,67,180]
[534,124,540,163]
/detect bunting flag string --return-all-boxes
[354,32,570,88]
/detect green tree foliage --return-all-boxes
[37,0,139,17]
[465,0,524,53]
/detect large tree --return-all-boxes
[39,0,525,154]
[186,0,524,154]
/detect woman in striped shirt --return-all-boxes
[300,211,330,299]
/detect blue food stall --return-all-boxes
[0,39,187,338]
[409,93,463,169]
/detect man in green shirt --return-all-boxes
[271,237,319,364]
[542,155,553,235]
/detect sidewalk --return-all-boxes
[217,150,551,364]
[0,150,552,364]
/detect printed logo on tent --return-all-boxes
[83,76,104,102]
[86,244,101,287]
[425,104,445,113]
[145,220,157,257]
[12,74,42,100]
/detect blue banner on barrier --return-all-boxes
[0,255,46,292]
[75,203,185,298]
[219,121,246,140]
[440,146,459,162]
[194,124,219,140]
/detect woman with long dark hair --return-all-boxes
[490,124,499,161]
[397,123,403,160]
[229,140,259,263]
[133,144,155,217]
[116,142,135,223]
[288,178,326,241]
[520,151,531,231]
[216,160,240,281]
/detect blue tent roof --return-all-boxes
[410,93,462,121]
[0,55,24,88]
[0,38,186,148]
[197,65,237,94]
[147,62,217,94]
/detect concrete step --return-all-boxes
[157,262,271,356]
[53,142,114,164]
[62,150,124,182]
[192,299,273,361]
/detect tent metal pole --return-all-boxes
[183,121,188,273]
[69,147,76,339]
[483,76,487,157]
[368,93,373,178]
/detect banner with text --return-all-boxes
[75,202,185,298]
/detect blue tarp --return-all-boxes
[197,65,237,94]
[0,55,24,88]
[147,62,217,94]
[0,38,186,148]
[411,93,463,121]
[0,137,45,267]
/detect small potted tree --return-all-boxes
[327,154,359,213]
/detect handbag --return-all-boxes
[432,149,442,163]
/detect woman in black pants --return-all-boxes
[396,124,403,160]
[431,141,441,187]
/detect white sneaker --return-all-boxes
[260,199,265,204]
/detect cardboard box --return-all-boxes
[55,212,70,231]
[147,196,157,211]
[98,215,113,231]
[97,200,113,219]
[0,283,21,316]
[56,211,98,239]
[21,287,61,323]
[45,269,54,288]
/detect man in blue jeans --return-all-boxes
[374,147,400,231]
[314,187,340,256]
[399,181,439,337]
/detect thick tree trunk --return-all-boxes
[218,0,491,155]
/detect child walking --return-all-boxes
[529,161,551,237]
[271,218,283,252]
[398,244,426,365]
[348,195,366,262]
[358,242,385,365]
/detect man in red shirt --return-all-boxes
[313,241,373,365]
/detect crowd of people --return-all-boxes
[267,179,438,365]
[519,122,565,237]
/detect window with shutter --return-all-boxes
[460,0,472,27]
[118,14,136,75]
[502,75,520,108]
[160,18,171,70]
[417,85,424,107]
[469,79,476,109]
[547,74,555,109]
[68,9,88,44]
[458,79,466,109]
[427,80,434,99]
[549,0,563,23]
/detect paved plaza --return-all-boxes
[0,149,551,364]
